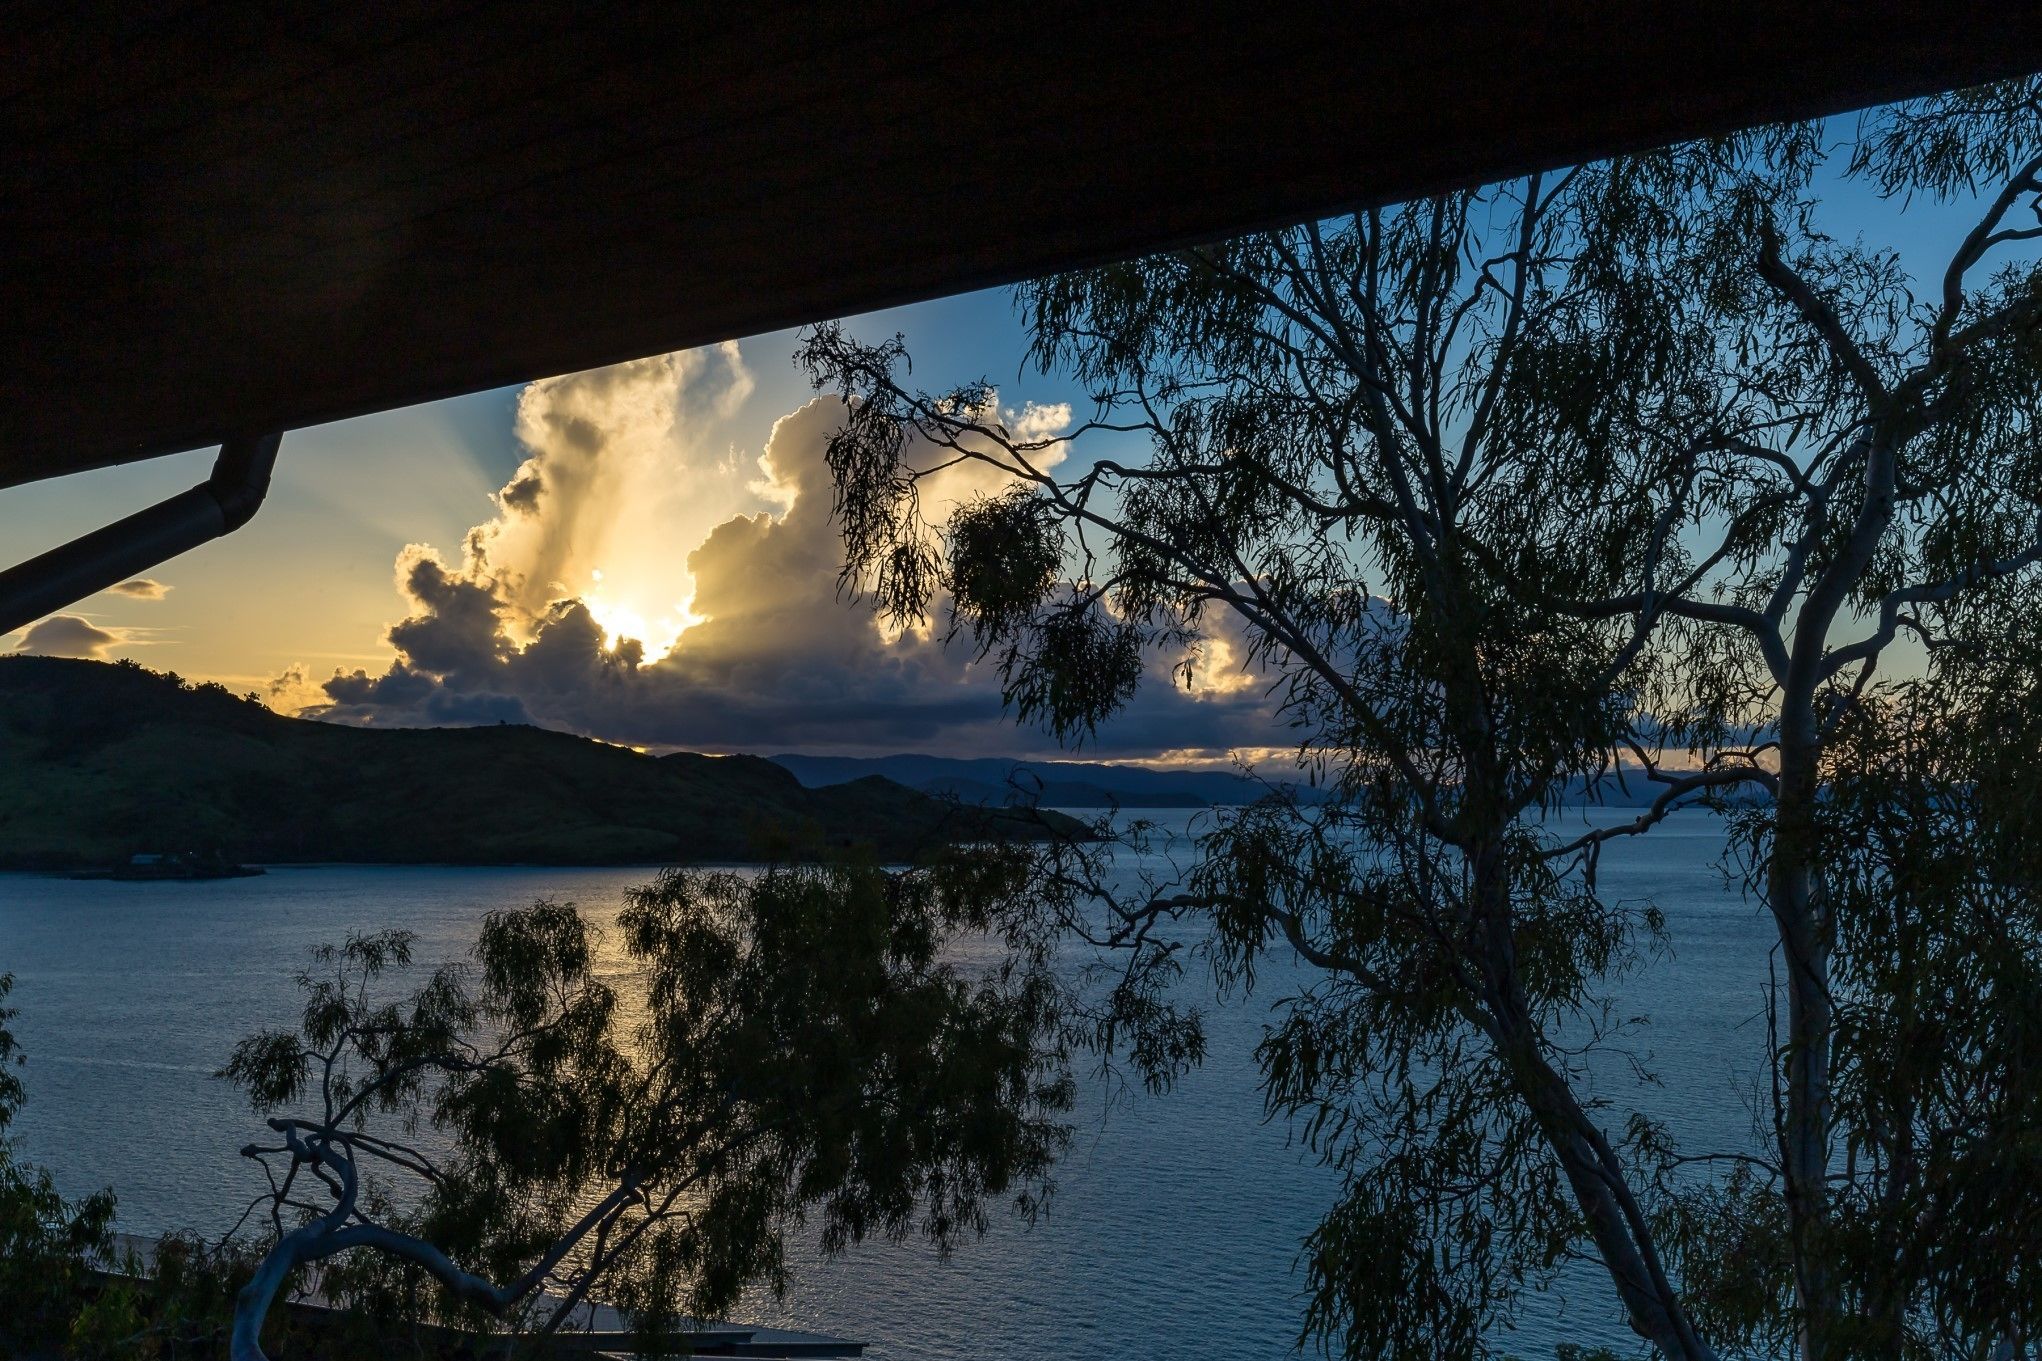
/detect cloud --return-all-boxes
[469,343,757,650]
[265,663,331,713]
[294,350,1289,760]
[106,578,171,600]
[16,615,123,659]
[1006,400,1073,444]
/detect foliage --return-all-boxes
[1660,614,2042,1358]
[1621,84,2042,1361]
[0,977,270,1359]
[805,135,1763,1358]
[0,973,123,1354]
[801,79,2042,1360]
[218,851,1075,1359]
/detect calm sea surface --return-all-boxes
[0,808,1773,1359]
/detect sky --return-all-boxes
[0,137,2010,764]
[0,287,1278,763]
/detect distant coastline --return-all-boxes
[0,656,1088,871]
[772,752,1766,812]
[0,655,1732,874]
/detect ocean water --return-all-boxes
[0,807,1774,1359]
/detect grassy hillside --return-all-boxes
[0,657,1078,869]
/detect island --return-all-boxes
[0,656,1087,869]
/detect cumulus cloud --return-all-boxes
[470,343,757,648]
[106,578,171,600]
[1005,400,1074,445]
[16,615,123,659]
[295,348,1287,759]
[265,663,331,712]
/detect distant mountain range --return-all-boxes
[0,657,1082,870]
[770,753,1737,810]
[769,753,1326,808]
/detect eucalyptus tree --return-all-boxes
[805,142,1753,1357]
[1657,610,2042,1358]
[1575,86,2042,1359]
[800,81,2042,1360]
[218,854,1073,1361]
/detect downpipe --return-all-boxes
[0,433,282,637]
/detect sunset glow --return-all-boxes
[582,577,705,661]
[0,309,1285,763]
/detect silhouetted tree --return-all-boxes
[1656,607,2042,1359]
[801,80,2042,1360]
[0,975,122,1353]
[220,853,1073,1360]
[1604,87,2042,1361]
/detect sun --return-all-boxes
[581,568,705,662]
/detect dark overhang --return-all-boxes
[5,4,2042,491]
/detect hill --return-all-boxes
[0,657,1082,870]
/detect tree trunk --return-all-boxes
[1767,419,1898,1360]
[1469,838,1720,1361]
[1768,771,1836,1361]
[1498,1012,1723,1361]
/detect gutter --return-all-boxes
[0,433,282,637]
